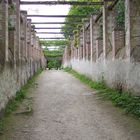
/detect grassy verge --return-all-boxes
[64,67,140,119]
[0,68,43,133]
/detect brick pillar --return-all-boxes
[0,0,8,67]
[125,0,140,62]
[103,1,114,59]
[96,38,103,59]
[112,29,125,60]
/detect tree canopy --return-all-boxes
[62,0,101,39]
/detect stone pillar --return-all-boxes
[85,21,90,60]
[13,0,20,65]
[91,16,100,61]
[0,0,8,67]
[27,19,31,59]
[26,19,32,78]
[8,1,18,68]
[90,15,93,62]
[20,11,28,85]
[20,11,27,60]
[82,25,86,59]
[103,1,114,59]
[125,0,140,62]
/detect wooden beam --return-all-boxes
[95,0,119,23]
[32,22,81,24]
[27,15,87,18]
[20,1,103,6]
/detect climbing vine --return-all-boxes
[115,0,125,28]
[8,3,16,31]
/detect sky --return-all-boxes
[20,0,70,40]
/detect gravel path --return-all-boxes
[0,70,140,140]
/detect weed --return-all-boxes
[64,67,140,119]
[0,68,43,135]
[0,119,4,134]
[5,68,43,116]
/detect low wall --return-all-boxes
[0,59,44,116]
[63,51,140,96]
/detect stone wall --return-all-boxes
[63,0,140,95]
[0,0,46,114]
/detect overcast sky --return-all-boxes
[20,0,70,39]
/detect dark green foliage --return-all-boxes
[44,50,63,58]
[44,50,63,69]
[47,60,61,69]
[64,67,140,119]
[62,0,101,39]
[0,119,4,134]
[115,0,125,28]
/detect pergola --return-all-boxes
[20,0,116,40]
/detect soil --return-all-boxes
[0,70,140,140]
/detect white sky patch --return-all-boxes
[20,0,70,39]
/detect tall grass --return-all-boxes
[64,67,140,119]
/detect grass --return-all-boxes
[0,68,43,133]
[64,67,140,119]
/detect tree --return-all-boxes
[62,0,101,39]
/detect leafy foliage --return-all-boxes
[44,50,63,58]
[40,40,68,47]
[47,60,61,69]
[62,0,101,39]
[44,50,63,69]
[115,0,125,28]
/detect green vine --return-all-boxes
[8,3,16,13]
[115,0,125,28]
[73,30,79,48]
[8,3,16,31]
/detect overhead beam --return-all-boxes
[20,1,103,6]
[35,27,62,29]
[39,38,65,40]
[32,22,81,24]
[27,15,87,18]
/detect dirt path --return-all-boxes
[0,70,140,140]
